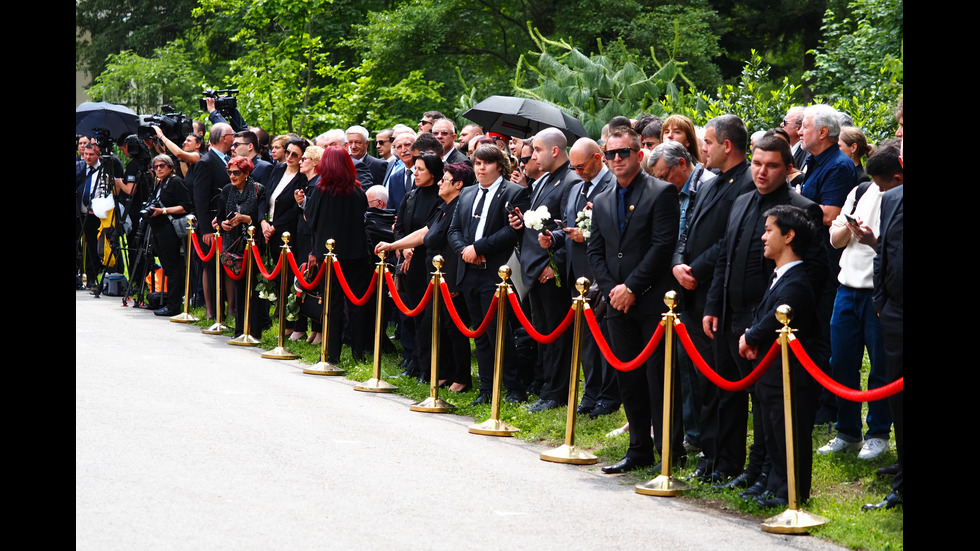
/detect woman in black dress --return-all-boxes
[213,157,269,340]
[145,154,193,316]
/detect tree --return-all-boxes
[86,42,204,116]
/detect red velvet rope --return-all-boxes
[250,243,283,280]
[789,337,904,401]
[675,321,778,392]
[439,281,497,338]
[285,250,327,290]
[582,307,666,371]
[506,291,575,344]
[383,271,433,317]
[222,244,248,281]
[332,258,378,306]
[191,231,216,262]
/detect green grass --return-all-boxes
[185,304,902,549]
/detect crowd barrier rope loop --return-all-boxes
[439,281,497,338]
[506,290,575,344]
[582,306,666,371]
[675,321,778,392]
[332,258,378,306]
[383,270,433,317]
[285,249,327,290]
[250,243,283,280]
[191,230,217,262]
[788,337,904,400]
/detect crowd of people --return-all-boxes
[75,99,904,513]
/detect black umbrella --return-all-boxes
[75,101,139,141]
[462,95,588,143]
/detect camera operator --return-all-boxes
[75,141,130,289]
[143,154,192,315]
[204,93,247,133]
[152,125,203,178]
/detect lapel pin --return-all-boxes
[629,205,635,211]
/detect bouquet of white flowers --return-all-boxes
[523,205,562,287]
[575,203,593,240]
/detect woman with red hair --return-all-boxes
[212,156,270,340]
[305,146,371,363]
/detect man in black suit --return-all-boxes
[587,127,681,474]
[737,204,820,508]
[232,130,273,185]
[347,125,387,186]
[508,128,580,412]
[703,135,827,497]
[448,144,530,405]
[865,124,903,511]
[193,122,233,319]
[380,131,417,212]
[432,119,471,166]
[672,115,756,482]
[542,138,618,416]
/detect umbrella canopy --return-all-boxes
[75,101,139,142]
[462,95,588,144]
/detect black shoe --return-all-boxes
[862,492,902,511]
[154,307,179,316]
[505,390,528,404]
[470,392,492,406]
[703,470,739,484]
[602,457,651,474]
[526,381,542,396]
[755,491,788,509]
[739,475,769,500]
[646,455,687,475]
[589,402,621,418]
[526,399,561,413]
[713,471,756,491]
[876,463,900,477]
[577,402,596,415]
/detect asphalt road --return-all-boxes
[76,292,844,550]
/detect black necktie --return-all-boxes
[474,187,488,219]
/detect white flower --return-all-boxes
[524,205,551,231]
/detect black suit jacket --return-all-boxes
[586,170,679,318]
[518,161,579,286]
[358,154,387,187]
[447,179,530,286]
[704,183,827,325]
[873,185,903,312]
[551,168,614,283]
[264,164,307,237]
[445,148,471,166]
[672,160,755,312]
[192,150,231,235]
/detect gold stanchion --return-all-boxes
[203,225,229,334]
[354,250,397,392]
[541,277,597,464]
[762,305,828,533]
[636,290,690,496]
[468,266,519,437]
[170,215,199,323]
[262,232,299,359]
[411,255,455,413]
[303,240,344,375]
[228,226,261,346]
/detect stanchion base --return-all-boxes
[303,361,345,376]
[540,444,598,464]
[170,312,199,323]
[410,396,456,413]
[261,346,300,360]
[228,334,261,346]
[203,322,230,334]
[635,475,691,496]
[761,508,828,534]
[353,378,397,392]
[468,418,519,436]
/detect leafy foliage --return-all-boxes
[87,42,204,116]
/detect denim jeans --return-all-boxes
[829,285,892,441]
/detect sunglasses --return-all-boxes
[285,150,302,159]
[153,163,169,170]
[604,147,636,160]
[642,141,658,148]
[376,139,389,145]
[432,131,452,137]
[226,169,243,176]
[520,156,531,165]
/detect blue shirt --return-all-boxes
[800,143,856,208]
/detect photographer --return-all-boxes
[204,92,247,133]
[153,125,203,178]
[144,154,192,316]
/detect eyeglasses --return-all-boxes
[376,139,389,145]
[642,141,658,149]
[153,163,169,170]
[432,131,452,137]
[231,142,243,149]
[226,169,243,176]
[781,118,801,128]
[604,147,636,160]
[520,156,531,165]
[419,119,433,127]
[285,150,302,159]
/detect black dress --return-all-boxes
[148,175,193,311]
